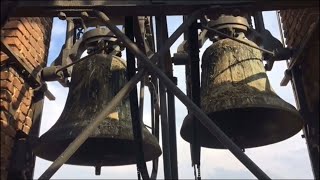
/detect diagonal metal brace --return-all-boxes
[38,69,146,180]
[95,10,271,180]
[1,40,55,100]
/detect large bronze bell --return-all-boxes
[34,53,161,166]
[181,37,303,149]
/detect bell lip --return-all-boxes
[33,137,162,166]
[180,105,303,149]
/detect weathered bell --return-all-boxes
[34,53,161,166]
[181,38,303,149]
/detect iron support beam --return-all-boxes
[8,91,45,180]
[125,16,150,180]
[290,66,319,179]
[96,10,271,180]
[280,21,319,86]
[28,91,46,179]
[149,77,160,180]
[38,69,146,180]
[187,21,201,169]
[4,1,319,18]
[156,16,179,179]
[155,16,172,180]
[0,40,55,100]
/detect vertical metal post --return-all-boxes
[156,15,179,180]
[253,12,265,31]
[290,66,319,179]
[28,91,45,179]
[96,10,270,179]
[155,15,172,180]
[187,21,201,170]
[125,16,150,180]
[149,77,160,180]
[65,18,75,49]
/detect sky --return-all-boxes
[33,11,313,179]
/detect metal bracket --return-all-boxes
[280,21,319,86]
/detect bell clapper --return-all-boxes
[137,168,141,180]
[95,164,101,176]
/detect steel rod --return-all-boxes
[56,49,102,73]
[96,10,271,180]
[125,16,150,180]
[156,15,179,180]
[155,16,172,180]
[188,21,201,168]
[65,18,75,49]
[149,78,159,180]
[38,69,145,180]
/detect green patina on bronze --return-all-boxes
[181,38,303,149]
[34,53,161,166]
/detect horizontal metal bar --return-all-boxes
[96,10,270,180]
[0,40,55,100]
[6,0,319,17]
[38,69,146,180]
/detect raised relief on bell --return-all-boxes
[107,111,119,121]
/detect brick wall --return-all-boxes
[1,17,52,180]
[280,8,319,113]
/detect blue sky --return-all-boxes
[34,11,313,179]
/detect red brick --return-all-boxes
[28,45,37,58]
[25,116,32,127]
[0,80,14,95]
[15,120,23,130]
[29,18,44,39]
[12,77,23,91]
[0,111,11,123]
[23,96,32,107]
[20,102,29,115]
[22,125,30,134]
[27,109,33,118]
[0,71,12,81]
[0,89,12,102]
[3,37,23,51]
[11,96,20,110]
[3,20,23,31]
[3,30,32,51]
[29,35,42,55]
[20,18,33,35]
[0,53,9,64]
[0,100,9,112]
[19,111,26,122]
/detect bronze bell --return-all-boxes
[181,37,303,149]
[34,53,161,166]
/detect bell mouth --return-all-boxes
[33,137,162,166]
[180,106,303,149]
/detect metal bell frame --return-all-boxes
[30,4,313,179]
